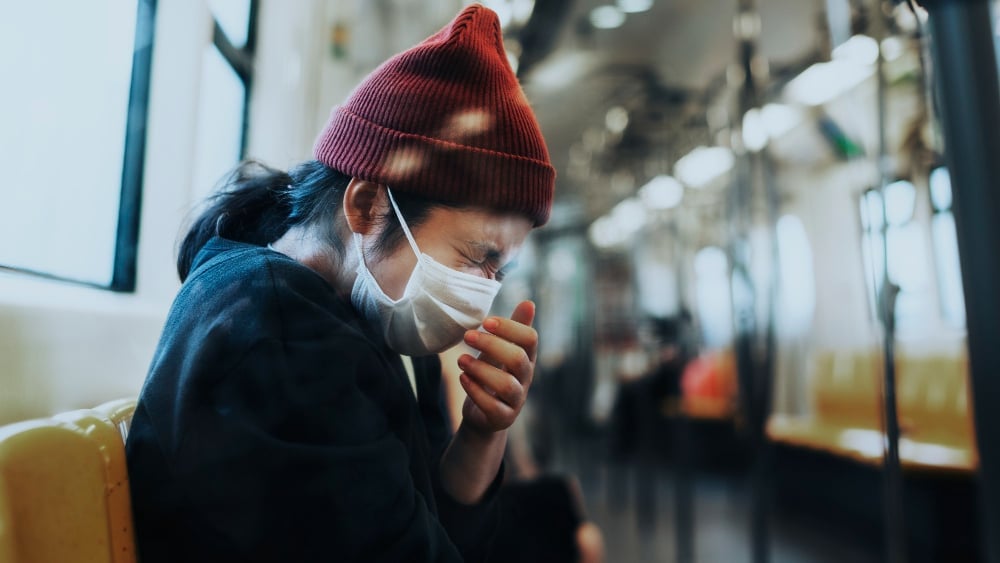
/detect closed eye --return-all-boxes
[496,260,518,282]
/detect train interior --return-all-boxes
[1,0,999,561]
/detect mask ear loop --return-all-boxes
[385,187,422,257]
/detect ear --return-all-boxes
[343,178,390,236]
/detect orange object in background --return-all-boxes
[680,351,738,419]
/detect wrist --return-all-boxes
[456,419,507,447]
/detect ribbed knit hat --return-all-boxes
[313,3,555,226]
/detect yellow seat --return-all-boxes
[54,410,137,563]
[94,399,137,443]
[769,350,977,473]
[0,408,137,563]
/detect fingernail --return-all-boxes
[458,355,471,369]
[464,331,479,344]
[483,318,499,330]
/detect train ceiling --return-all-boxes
[510,0,823,226]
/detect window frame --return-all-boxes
[210,0,258,161]
[111,0,158,292]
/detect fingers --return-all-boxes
[453,300,540,433]
[463,329,534,384]
[458,353,526,408]
[509,300,535,328]
[459,369,518,428]
[474,300,538,363]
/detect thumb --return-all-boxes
[510,300,536,327]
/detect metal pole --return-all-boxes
[732,2,776,561]
[920,1,1000,561]
[869,2,907,559]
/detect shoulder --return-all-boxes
[178,238,350,324]
[156,238,375,376]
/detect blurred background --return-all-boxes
[2,0,999,561]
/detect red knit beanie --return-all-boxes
[313,4,555,226]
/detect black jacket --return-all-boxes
[126,237,501,562]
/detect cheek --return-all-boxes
[371,249,419,300]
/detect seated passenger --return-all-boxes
[125,5,555,562]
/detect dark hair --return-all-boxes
[177,159,451,281]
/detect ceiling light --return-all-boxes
[528,51,596,92]
[760,103,802,138]
[784,60,874,106]
[616,0,653,14]
[611,197,648,235]
[590,5,626,29]
[605,106,629,134]
[832,34,879,66]
[639,175,684,209]
[674,146,735,188]
[589,215,629,249]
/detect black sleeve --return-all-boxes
[133,256,473,562]
[414,355,506,562]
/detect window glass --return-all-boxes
[776,215,815,333]
[931,212,967,327]
[929,166,952,212]
[694,246,733,348]
[0,1,140,286]
[884,180,916,226]
[191,46,247,202]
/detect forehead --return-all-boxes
[420,206,533,252]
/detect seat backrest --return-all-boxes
[54,410,137,563]
[897,355,974,448]
[0,418,113,563]
[94,399,137,443]
[812,350,881,428]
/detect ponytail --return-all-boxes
[177,158,450,283]
[177,161,293,281]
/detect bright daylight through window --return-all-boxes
[0,1,153,290]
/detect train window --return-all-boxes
[694,246,733,348]
[0,1,154,290]
[928,167,967,328]
[194,0,257,201]
[860,179,945,334]
[776,215,815,333]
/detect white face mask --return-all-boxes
[350,188,503,355]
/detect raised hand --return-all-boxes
[457,300,538,435]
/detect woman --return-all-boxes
[125,5,555,562]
